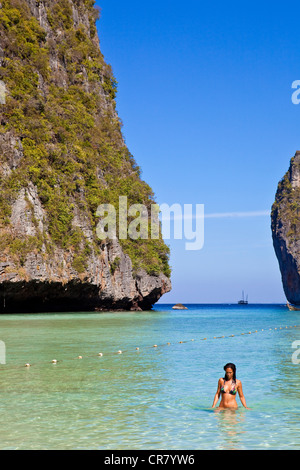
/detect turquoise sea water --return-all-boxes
[0,303,299,450]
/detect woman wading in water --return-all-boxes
[212,363,250,410]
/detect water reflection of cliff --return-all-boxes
[213,409,246,450]
[271,328,300,401]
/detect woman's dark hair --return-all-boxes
[223,363,236,382]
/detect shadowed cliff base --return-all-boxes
[0,278,170,313]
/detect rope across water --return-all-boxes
[1,323,298,370]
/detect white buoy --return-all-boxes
[25,363,31,367]
[78,356,83,359]
[51,359,57,364]
[136,347,139,350]
[98,353,103,357]
[118,350,122,354]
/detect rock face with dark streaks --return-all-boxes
[0,0,171,312]
[271,151,300,305]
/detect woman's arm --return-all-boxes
[237,381,250,409]
[212,378,222,408]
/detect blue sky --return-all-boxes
[95,0,300,303]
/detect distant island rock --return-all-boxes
[271,150,300,305]
[0,0,171,312]
[172,303,188,310]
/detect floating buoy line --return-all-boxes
[0,324,299,371]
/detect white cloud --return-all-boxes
[204,210,270,219]
[160,208,270,221]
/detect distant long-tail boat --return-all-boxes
[287,302,300,311]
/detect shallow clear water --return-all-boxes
[0,304,299,450]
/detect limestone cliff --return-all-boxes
[0,0,171,312]
[271,151,300,305]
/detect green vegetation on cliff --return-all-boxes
[0,0,170,278]
[271,155,300,242]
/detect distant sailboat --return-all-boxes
[238,291,248,305]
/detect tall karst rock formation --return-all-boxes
[0,0,171,312]
[271,151,300,305]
